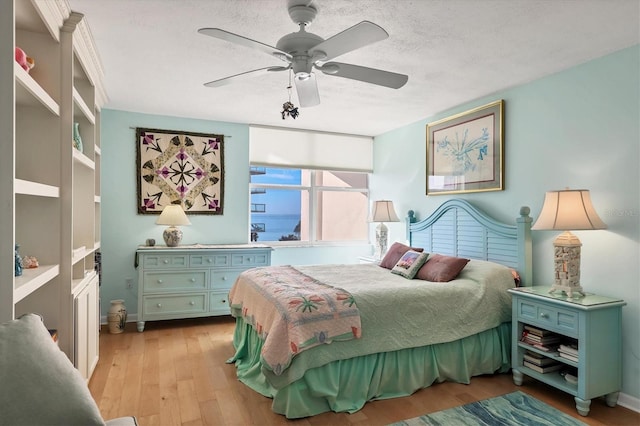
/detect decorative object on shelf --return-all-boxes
[137,127,224,214]
[370,200,400,259]
[107,300,128,334]
[22,256,39,269]
[145,238,156,247]
[426,100,504,195]
[156,204,191,247]
[531,189,607,297]
[14,47,35,73]
[72,122,83,152]
[14,244,23,277]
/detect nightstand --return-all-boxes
[508,287,625,416]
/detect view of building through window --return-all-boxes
[250,167,369,243]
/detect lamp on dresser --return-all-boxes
[531,188,607,297]
[156,204,191,247]
[370,200,400,259]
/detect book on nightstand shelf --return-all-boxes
[523,360,563,373]
[558,343,579,362]
[520,329,562,351]
[523,325,556,337]
[523,351,558,366]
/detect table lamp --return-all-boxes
[156,204,191,247]
[371,200,400,259]
[531,189,607,297]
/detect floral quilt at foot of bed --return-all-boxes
[229,265,362,375]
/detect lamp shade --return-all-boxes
[156,205,191,226]
[371,200,400,223]
[532,189,606,231]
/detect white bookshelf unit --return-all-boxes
[1,0,106,381]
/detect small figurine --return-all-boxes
[15,47,35,73]
[23,256,39,269]
[14,244,23,277]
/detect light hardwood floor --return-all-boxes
[89,317,639,426]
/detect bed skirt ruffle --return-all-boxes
[228,317,511,419]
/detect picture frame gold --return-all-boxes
[426,100,503,195]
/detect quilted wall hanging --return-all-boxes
[136,127,224,214]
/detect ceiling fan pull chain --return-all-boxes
[281,69,299,120]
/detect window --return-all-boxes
[250,167,369,243]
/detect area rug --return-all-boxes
[389,391,586,426]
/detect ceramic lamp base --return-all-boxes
[375,222,389,260]
[163,226,183,247]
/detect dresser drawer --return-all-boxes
[190,254,231,267]
[142,254,189,268]
[516,298,578,337]
[143,294,207,316]
[211,269,243,290]
[210,291,231,315]
[143,271,208,292]
[231,252,269,267]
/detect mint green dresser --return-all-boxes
[508,287,625,416]
[136,244,272,331]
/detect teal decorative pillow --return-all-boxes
[391,250,429,279]
[0,314,106,426]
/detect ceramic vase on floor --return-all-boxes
[107,299,127,334]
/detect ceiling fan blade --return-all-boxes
[320,62,408,89]
[309,21,388,62]
[198,28,292,62]
[204,66,289,88]
[294,73,320,107]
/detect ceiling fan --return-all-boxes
[198,0,408,108]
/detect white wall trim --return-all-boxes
[618,392,640,413]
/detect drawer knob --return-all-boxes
[222,276,227,281]
[157,279,163,284]
[540,313,549,319]
[156,303,162,308]
[190,278,196,282]
[189,301,195,306]
[163,259,169,264]
[207,258,212,263]
[222,299,227,304]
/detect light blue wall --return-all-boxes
[99,110,371,323]
[373,45,640,400]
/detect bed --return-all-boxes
[227,199,533,418]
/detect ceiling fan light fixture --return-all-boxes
[318,63,339,74]
[295,72,311,81]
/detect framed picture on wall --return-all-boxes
[426,100,504,195]
[136,127,224,214]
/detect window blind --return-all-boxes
[249,125,373,172]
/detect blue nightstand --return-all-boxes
[508,286,625,416]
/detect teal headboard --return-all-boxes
[408,199,533,286]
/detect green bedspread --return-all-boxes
[230,259,514,390]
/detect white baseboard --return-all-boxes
[618,392,640,413]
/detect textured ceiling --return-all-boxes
[68,0,639,137]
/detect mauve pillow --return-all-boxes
[416,253,470,282]
[380,242,424,269]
